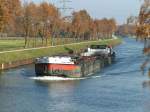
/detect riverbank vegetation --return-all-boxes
[116,24,137,37]
[116,15,138,37]
[116,0,150,38]
[136,0,150,55]
[0,0,122,64]
[0,38,122,63]
[0,0,117,48]
[136,0,150,39]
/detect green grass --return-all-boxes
[0,40,24,51]
[0,38,84,51]
[0,38,122,63]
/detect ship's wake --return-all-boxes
[30,74,103,81]
[30,76,87,81]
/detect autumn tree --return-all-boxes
[137,0,150,39]
[136,0,150,54]
[0,0,117,47]
[72,10,92,40]
[0,0,9,33]
[37,2,60,46]
[59,18,72,44]
[21,2,38,47]
[109,18,117,37]
[91,18,116,39]
[5,0,22,36]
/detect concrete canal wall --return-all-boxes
[0,59,34,70]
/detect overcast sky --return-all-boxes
[32,0,142,24]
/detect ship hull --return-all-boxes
[35,63,81,77]
[35,56,114,78]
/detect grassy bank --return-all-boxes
[0,38,122,63]
[0,38,83,51]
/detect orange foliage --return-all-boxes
[0,0,117,47]
[137,0,150,39]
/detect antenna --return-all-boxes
[59,0,73,17]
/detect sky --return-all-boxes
[31,0,143,24]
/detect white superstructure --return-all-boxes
[87,47,110,55]
[81,45,113,56]
[36,56,75,64]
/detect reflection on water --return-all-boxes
[35,81,81,112]
[35,80,81,91]
[143,80,150,88]
[141,39,150,89]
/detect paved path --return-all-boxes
[0,40,98,54]
[0,38,116,54]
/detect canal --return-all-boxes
[0,38,150,112]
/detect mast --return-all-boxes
[59,0,73,21]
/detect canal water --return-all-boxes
[0,38,150,112]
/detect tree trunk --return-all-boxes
[24,36,28,48]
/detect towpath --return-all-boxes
[0,37,117,54]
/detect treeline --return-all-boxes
[116,16,138,37]
[0,0,117,47]
[117,0,150,38]
[116,24,137,37]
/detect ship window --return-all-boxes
[90,45,107,49]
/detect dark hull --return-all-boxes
[35,56,114,78]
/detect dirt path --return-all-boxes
[0,40,99,54]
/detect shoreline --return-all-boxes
[0,38,122,70]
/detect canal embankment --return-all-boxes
[0,38,122,70]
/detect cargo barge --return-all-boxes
[35,45,115,78]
